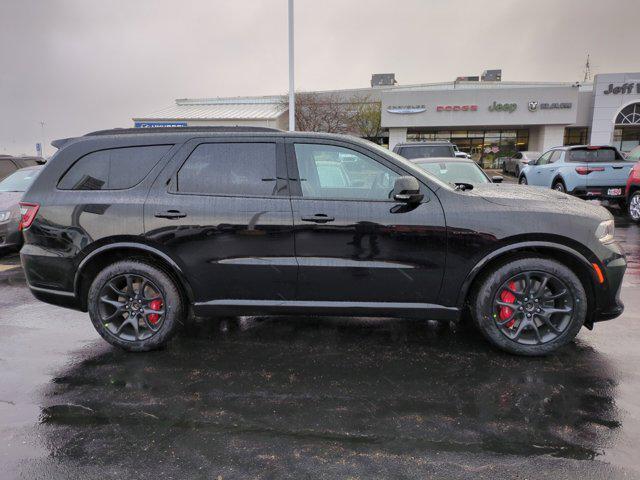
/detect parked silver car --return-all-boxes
[0,166,42,253]
[502,151,540,177]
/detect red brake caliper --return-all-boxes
[147,299,163,325]
[499,281,517,328]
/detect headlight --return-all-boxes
[595,219,615,243]
[0,211,11,222]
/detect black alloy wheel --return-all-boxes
[88,260,183,351]
[98,274,166,342]
[471,257,587,356]
[492,271,573,345]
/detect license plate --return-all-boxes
[607,188,622,196]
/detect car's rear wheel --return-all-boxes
[518,175,527,185]
[471,257,587,356]
[515,166,520,177]
[88,260,184,351]
[552,180,566,193]
[628,191,640,223]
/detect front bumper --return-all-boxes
[592,242,626,324]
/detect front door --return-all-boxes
[144,137,297,304]
[286,139,446,305]
[529,150,553,186]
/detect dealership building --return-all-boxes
[133,71,640,158]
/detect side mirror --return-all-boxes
[492,175,503,183]
[393,176,424,203]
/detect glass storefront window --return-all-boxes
[613,127,640,152]
[405,128,530,167]
[564,127,588,146]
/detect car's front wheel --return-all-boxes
[518,175,527,185]
[88,260,184,351]
[628,190,640,223]
[470,257,587,356]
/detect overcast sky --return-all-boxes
[1,0,638,156]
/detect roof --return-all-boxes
[410,157,476,163]
[134,96,287,121]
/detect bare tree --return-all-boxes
[348,94,382,140]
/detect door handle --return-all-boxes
[301,214,335,224]
[154,210,187,219]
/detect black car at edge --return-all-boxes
[19,127,626,355]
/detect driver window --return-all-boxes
[293,144,399,200]
[536,151,553,166]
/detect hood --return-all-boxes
[464,183,612,221]
[0,191,23,212]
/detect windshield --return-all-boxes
[413,161,489,185]
[0,168,40,192]
[364,141,453,191]
[400,145,455,159]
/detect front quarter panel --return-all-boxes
[435,187,613,308]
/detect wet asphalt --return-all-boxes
[1,209,640,479]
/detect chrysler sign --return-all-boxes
[386,105,427,114]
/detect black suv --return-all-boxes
[20,127,626,355]
[392,141,456,159]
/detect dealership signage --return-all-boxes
[386,105,426,114]
[134,122,188,128]
[527,101,572,111]
[436,104,478,112]
[603,83,640,95]
[488,101,517,113]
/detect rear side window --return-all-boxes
[0,160,18,178]
[58,145,171,190]
[566,148,624,163]
[176,142,277,196]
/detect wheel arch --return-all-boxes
[458,241,598,328]
[551,175,566,189]
[74,242,195,312]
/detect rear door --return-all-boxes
[144,137,297,304]
[286,138,446,305]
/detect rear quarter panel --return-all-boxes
[20,138,181,292]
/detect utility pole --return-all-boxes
[583,54,592,82]
[288,0,295,131]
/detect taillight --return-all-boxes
[575,166,605,175]
[19,203,39,231]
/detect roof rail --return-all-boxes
[84,126,282,136]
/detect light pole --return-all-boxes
[39,121,46,158]
[288,0,295,131]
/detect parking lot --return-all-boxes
[0,207,638,479]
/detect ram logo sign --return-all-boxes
[528,101,539,112]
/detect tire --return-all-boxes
[88,260,184,352]
[628,191,640,222]
[470,257,587,356]
[518,175,527,185]
[552,180,566,193]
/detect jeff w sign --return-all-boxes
[603,83,640,95]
